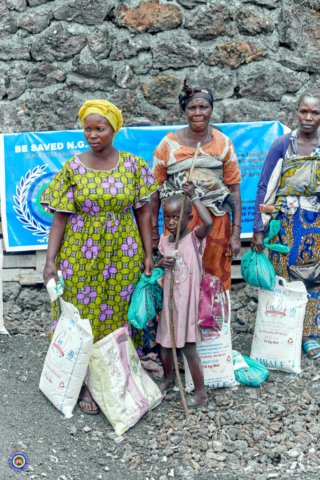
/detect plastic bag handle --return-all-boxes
[263,220,290,254]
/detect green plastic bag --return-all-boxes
[128,268,164,330]
[242,220,290,290]
[234,356,269,387]
[241,250,276,291]
[263,219,290,253]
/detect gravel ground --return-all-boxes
[1,282,320,480]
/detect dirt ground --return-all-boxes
[1,327,320,480]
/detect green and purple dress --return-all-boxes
[41,152,157,353]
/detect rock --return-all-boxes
[235,6,274,34]
[152,42,202,71]
[0,42,30,61]
[54,0,114,25]
[6,0,27,12]
[236,307,252,325]
[113,64,137,89]
[80,0,114,25]
[16,288,50,310]
[242,0,279,7]
[206,451,226,462]
[288,449,300,458]
[28,0,50,5]
[141,75,181,109]
[186,4,235,40]
[18,8,52,34]
[237,60,309,101]
[186,66,236,101]
[27,64,66,88]
[279,48,320,73]
[52,1,80,22]
[204,40,266,69]
[0,3,17,35]
[243,285,259,300]
[69,426,77,435]
[176,0,206,9]
[223,97,286,124]
[3,283,22,302]
[30,23,87,62]
[247,301,258,313]
[278,3,319,50]
[109,35,144,62]
[212,441,224,452]
[82,426,92,433]
[87,26,112,60]
[117,0,182,33]
[72,46,114,80]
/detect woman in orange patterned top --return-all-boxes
[151,82,242,291]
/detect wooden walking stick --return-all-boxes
[168,142,201,418]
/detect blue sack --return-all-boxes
[234,356,269,387]
[128,268,164,330]
[241,250,276,291]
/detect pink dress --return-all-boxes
[156,229,205,349]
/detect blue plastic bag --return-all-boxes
[128,268,164,330]
[234,356,269,387]
[241,250,276,291]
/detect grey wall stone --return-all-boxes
[0,0,319,133]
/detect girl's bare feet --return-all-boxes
[158,379,175,394]
[186,392,208,408]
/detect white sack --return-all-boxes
[39,297,93,418]
[185,293,236,389]
[251,276,307,374]
[86,327,162,436]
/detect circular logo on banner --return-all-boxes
[13,165,54,240]
[27,171,55,226]
[8,452,30,472]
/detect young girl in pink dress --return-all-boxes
[156,181,213,407]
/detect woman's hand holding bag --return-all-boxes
[243,220,290,291]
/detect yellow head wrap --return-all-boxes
[78,99,123,134]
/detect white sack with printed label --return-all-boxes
[39,298,93,418]
[86,327,163,436]
[250,276,308,374]
[184,300,236,389]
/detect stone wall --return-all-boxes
[0,0,319,133]
[2,280,257,338]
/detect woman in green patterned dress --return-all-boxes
[41,99,157,414]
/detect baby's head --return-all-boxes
[162,194,192,236]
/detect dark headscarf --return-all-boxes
[178,80,214,112]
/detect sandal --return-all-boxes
[302,339,320,360]
[185,394,208,409]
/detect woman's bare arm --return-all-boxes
[227,183,242,258]
[43,212,69,283]
[133,203,154,276]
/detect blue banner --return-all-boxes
[0,121,288,251]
